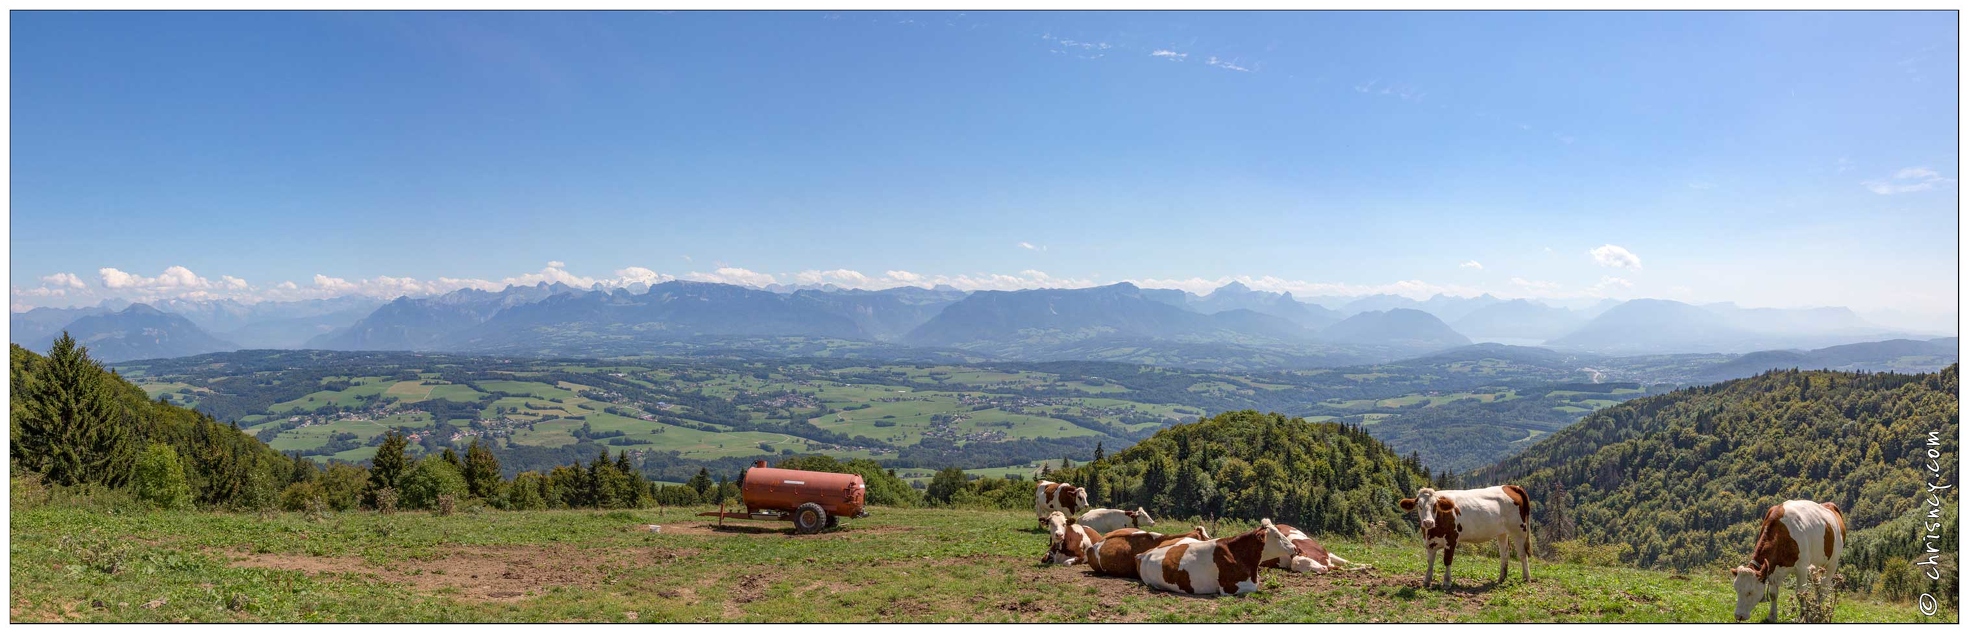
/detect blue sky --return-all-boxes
[8,11,1958,327]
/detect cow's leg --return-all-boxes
[1516,532,1532,582]
[1764,569,1787,622]
[1496,535,1510,583]
[1423,547,1437,587]
[1441,544,1456,590]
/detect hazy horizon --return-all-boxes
[9,11,1958,331]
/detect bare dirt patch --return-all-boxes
[654,521,910,538]
[224,544,696,603]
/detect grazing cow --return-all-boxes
[1041,511,1104,565]
[1085,525,1213,578]
[1136,519,1299,596]
[1034,480,1090,527]
[1076,507,1156,534]
[1262,523,1364,574]
[1729,500,1846,622]
[1399,485,1532,590]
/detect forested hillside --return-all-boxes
[1476,366,1958,599]
[11,337,285,507]
[1047,410,1437,535]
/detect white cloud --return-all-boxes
[884,270,923,284]
[1150,49,1187,61]
[792,269,872,286]
[685,267,779,288]
[613,267,669,285]
[40,273,86,289]
[1863,166,1955,195]
[1205,56,1251,72]
[1128,275,1485,300]
[277,281,298,290]
[1588,244,1642,270]
[221,275,249,289]
[98,266,212,290]
[546,260,566,269]
[1459,260,1483,270]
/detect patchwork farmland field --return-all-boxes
[114,349,1660,480]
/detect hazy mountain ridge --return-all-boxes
[13,281,1948,368]
[53,303,239,362]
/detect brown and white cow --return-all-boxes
[1076,507,1156,534]
[1084,525,1213,578]
[1041,511,1104,565]
[1262,523,1365,574]
[1399,485,1532,590]
[1729,500,1846,622]
[1136,519,1299,596]
[1034,480,1089,527]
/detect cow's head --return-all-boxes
[1256,519,1299,566]
[1072,486,1090,512]
[1399,488,1456,533]
[1126,507,1156,528]
[1271,524,1321,573]
[1041,512,1076,564]
[1186,525,1213,541]
[1729,565,1770,621]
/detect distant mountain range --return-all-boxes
[54,304,239,362]
[10,281,1950,369]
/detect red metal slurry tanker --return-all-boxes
[697,460,868,534]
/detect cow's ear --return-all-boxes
[1435,498,1456,512]
[1065,517,1076,526]
[1399,498,1416,510]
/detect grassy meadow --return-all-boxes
[10,500,1950,623]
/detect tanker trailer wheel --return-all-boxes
[793,503,828,534]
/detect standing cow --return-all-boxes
[1041,511,1104,565]
[1263,523,1365,574]
[1085,525,1212,578]
[1034,480,1089,528]
[1076,507,1155,534]
[1137,519,1300,596]
[1729,500,1846,622]
[1399,485,1532,590]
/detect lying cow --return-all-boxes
[1041,511,1103,565]
[1033,480,1089,528]
[1085,525,1213,578]
[1729,500,1846,622]
[1137,518,1299,596]
[1076,507,1156,534]
[1400,485,1532,590]
[1264,523,1365,574]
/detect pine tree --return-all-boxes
[368,430,411,502]
[463,439,502,500]
[440,446,462,470]
[687,467,714,497]
[586,449,612,508]
[14,333,135,487]
[1093,442,1105,462]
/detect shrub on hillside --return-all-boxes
[132,443,194,511]
[502,472,548,511]
[400,459,468,510]
[319,463,369,512]
[281,481,325,512]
